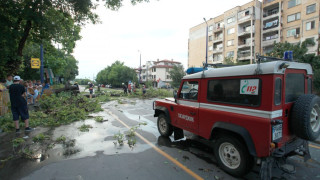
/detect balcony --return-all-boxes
[262,37,279,47]
[238,27,255,37]
[263,0,275,5]
[214,25,224,32]
[213,59,223,63]
[238,52,254,61]
[212,47,223,54]
[238,16,253,24]
[238,42,253,49]
[213,37,223,43]
[263,10,280,20]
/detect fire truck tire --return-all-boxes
[214,136,253,177]
[157,114,173,137]
[291,94,320,141]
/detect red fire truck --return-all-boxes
[154,59,320,178]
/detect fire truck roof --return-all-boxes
[183,61,312,79]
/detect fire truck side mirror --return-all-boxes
[173,90,177,99]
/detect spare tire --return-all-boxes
[291,94,320,141]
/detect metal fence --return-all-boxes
[0,90,10,116]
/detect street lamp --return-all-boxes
[203,18,208,68]
[138,50,142,84]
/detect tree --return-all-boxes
[266,39,320,91]
[96,61,138,87]
[169,64,185,88]
[0,0,150,77]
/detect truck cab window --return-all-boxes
[179,81,199,100]
[285,73,304,103]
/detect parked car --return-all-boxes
[153,59,320,178]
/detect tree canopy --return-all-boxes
[96,61,138,87]
[0,0,150,78]
[266,39,320,91]
[169,64,185,88]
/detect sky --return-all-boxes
[73,0,251,79]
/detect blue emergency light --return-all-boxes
[283,51,293,61]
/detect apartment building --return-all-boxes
[188,0,262,67]
[136,59,181,87]
[262,0,319,54]
[188,0,319,67]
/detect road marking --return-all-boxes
[309,144,320,150]
[107,110,204,180]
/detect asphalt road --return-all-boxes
[10,98,320,180]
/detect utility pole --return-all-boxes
[138,50,142,84]
[203,18,208,68]
[40,44,44,83]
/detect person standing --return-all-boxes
[128,82,132,94]
[142,85,146,96]
[9,76,33,133]
[5,75,13,88]
[88,82,94,98]
[122,83,127,95]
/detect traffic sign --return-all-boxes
[31,58,40,69]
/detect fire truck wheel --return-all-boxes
[291,94,320,141]
[214,136,253,177]
[157,114,173,137]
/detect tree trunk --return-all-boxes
[18,20,32,56]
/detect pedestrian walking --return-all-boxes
[9,76,33,133]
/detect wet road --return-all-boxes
[2,98,320,180]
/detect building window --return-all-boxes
[306,21,315,30]
[227,16,236,24]
[287,28,300,37]
[306,4,316,14]
[209,25,213,31]
[227,28,235,35]
[227,40,234,46]
[209,45,213,51]
[287,12,300,22]
[152,68,156,72]
[288,0,301,9]
[227,51,234,57]
[209,35,213,41]
[167,75,170,79]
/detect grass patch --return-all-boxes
[12,138,25,148]
[78,124,93,132]
[32,133,50,142]
[94,116,104,123]
[56,136,67,143]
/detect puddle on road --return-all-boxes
[51,112,152,159]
